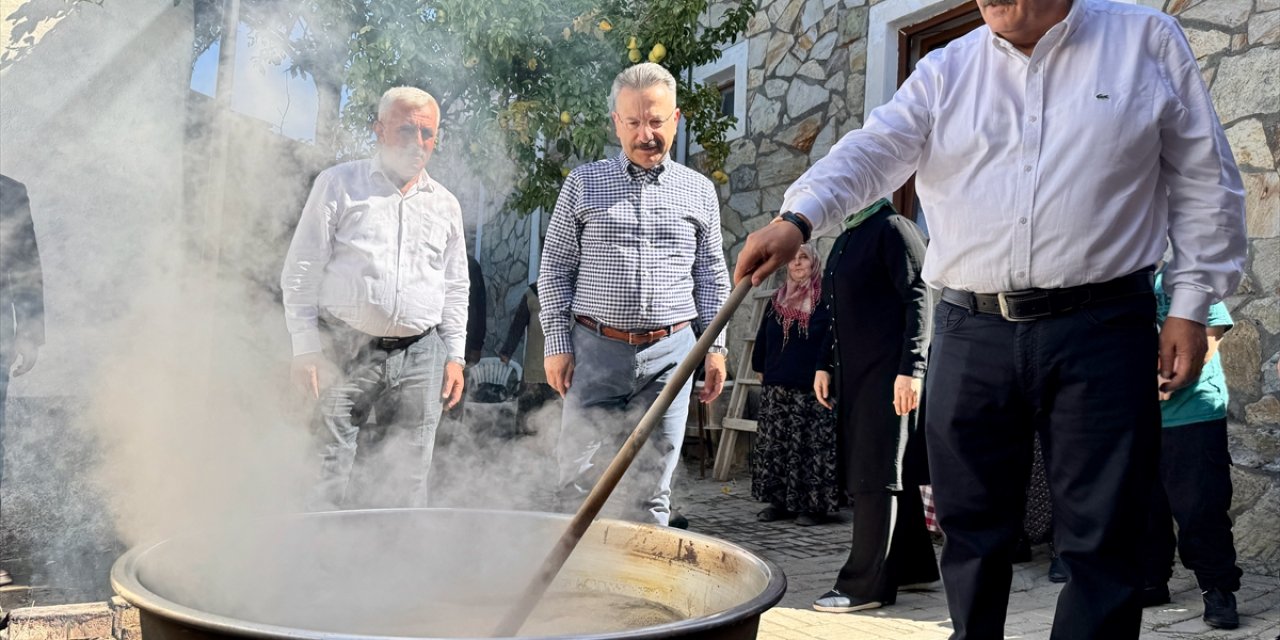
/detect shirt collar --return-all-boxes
[614,151,669,185]
[988,0,1086,58]
[371,153,434,193]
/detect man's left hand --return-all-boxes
[441,361,465,409]
[10,342,38,377]
[1159,316,1208,393]
[700,353,727,403]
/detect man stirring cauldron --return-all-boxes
[733,0,1246,637]
[282,86,469,511]
[539,63,730,526]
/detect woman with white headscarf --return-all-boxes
[750,244,838,527]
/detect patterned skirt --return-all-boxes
[751,385,840,514]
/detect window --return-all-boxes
[685,39,748,156]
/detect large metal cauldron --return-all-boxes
[111,509,787,640]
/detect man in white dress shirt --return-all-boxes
[734,1,1246,638]
[282,87,469,511]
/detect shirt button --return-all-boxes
[1023,165,1032,172]
[1030,64,1038,73]
[1019,217,1028,224]
[1029,116,1037,123]
[1017,271,1027,278]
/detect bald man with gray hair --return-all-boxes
[282,86,469,511]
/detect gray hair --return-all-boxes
[608,63,678,112]
[377,86,439,121]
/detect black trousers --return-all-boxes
[925,294,1160,640]
[1143,418,1242,592]
[835,488,940,602]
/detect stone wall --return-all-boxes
[1166,0,1280,576]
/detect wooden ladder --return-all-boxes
[711,285,776,481]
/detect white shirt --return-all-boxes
[281,156,470,361]
[783,0,1246,323]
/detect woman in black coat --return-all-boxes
[812,199,939,613]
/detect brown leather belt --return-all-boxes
[575,316,690,346]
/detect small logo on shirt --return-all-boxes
[1095,93,1110,100]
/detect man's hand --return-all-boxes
[546,353,575,397]
[499,352,511,364]
[700,353,727,403]
[893,375,922,416]
[1157,374,1173,402]
[1159,316,1208,393]
[9,341,38,377]
[814,370,833,410]
[733,218,805,286]
[441,360,465,409]
[290,353,332,399]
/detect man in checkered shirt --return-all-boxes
[538,63,731,526]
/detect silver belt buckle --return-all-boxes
[997,291,1053,321]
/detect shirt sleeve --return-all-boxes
[1154,18,1247,324]
[436,206,471,362]
[538,173,584,357]
[781,54,937,234]
[882,216,930,378]
[692,185,731,348]
[280,171,338,357]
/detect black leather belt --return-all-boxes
[371,331,431,351]
[941,268,1154,322]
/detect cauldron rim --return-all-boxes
[110,507,788,640]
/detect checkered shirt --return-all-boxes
[538,153,730,357]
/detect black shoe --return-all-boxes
[1139,583,1171,608]
[669,512,689,529]
[1047,555,1068,583]
[756,506,795,522]
[795,512,828,527]
[1202,588,1239,630]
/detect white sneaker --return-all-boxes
[813,589,883,613]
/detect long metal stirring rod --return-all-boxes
[491,279,753,637]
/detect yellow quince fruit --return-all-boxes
[598,19,613,32]
[648,43,667,63]
[628,48,643,63]
[627,36,638,50]
[561,166,571,178]
[527,57,538,71]
[711,170,729,185]
[560,111,572,125]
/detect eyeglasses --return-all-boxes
[614,110,677,133]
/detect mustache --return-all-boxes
[983,0,1016,5]
[634,139,663,151]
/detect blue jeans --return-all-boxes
[306,329,446,511]
[557,323,694,526]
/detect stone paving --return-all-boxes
[672,470,1280,640]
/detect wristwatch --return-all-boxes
[707,346,729,356]
[776,211,812,243]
